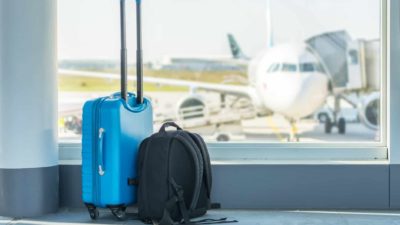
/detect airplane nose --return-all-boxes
[262,72,329,118]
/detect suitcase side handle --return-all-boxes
[98,128,106,176]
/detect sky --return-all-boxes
[58,0,380,62]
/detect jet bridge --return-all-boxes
[307,31,380,92]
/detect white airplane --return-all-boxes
[59,0,380,141]
[59,41,331,141]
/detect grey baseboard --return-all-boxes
[59,163,392,209]
[0,165,59,217]
[212,164,389,209]
[390,164,400,208]
[60,165,84,208]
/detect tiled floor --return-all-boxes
[2,209,400,225]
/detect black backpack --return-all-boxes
[137,122,235,225]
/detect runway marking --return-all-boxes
[266,116,286,142]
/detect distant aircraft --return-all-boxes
[227,34,248,60]
[59,0,380,141]
[153,35,247,71]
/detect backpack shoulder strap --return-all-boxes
[188,133,212,198]
[159,178,190,225]
[174,132,204,210]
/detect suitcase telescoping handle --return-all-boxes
[120,0,128,102]
[119,0,144,104]
[135,0,144,104]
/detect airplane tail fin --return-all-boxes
[227,33,247,60]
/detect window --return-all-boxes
[300,63,315,72]
[348,50,359,64]
[267,63,280,73]
[281,63,297,72]
[299,63,325,73]
[58,0,384,145]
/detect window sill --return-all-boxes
[59,140,387,163]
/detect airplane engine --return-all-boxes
[176,95,209,127]
[358,92,380,130]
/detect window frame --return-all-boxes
[59,0,390,162]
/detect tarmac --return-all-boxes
[59,91,379,143]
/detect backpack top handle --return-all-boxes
[159,122,183,132]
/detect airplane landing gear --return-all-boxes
[338,118,346,134]
[323,95,346,135]
[216,133,230,142]
[325,117,332,134]
[324,117,346,134]
[288,120,300,142]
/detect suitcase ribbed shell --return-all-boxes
[82,93,153,208]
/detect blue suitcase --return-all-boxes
[82,0,152,220]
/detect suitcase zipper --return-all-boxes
[92,97,106,205]
[90,99,99,204]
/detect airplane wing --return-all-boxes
[59,69,252,98]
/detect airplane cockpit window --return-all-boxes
[281,63,297,72]
[300,63,325,73]
[300,63,315,72]
[58,0,382,144]
[267,63,280,73]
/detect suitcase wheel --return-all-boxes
[110,206,126,221]
[86,204,99,220]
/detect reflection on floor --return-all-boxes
[2,209,400,225]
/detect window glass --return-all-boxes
[267,63,280,73]
[281,63,297,72]
[300,63,313,72]
[58,0,382,143]
[300,63,325,73]
[349,50,359,64]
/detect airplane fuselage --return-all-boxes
[249,43,330,120]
